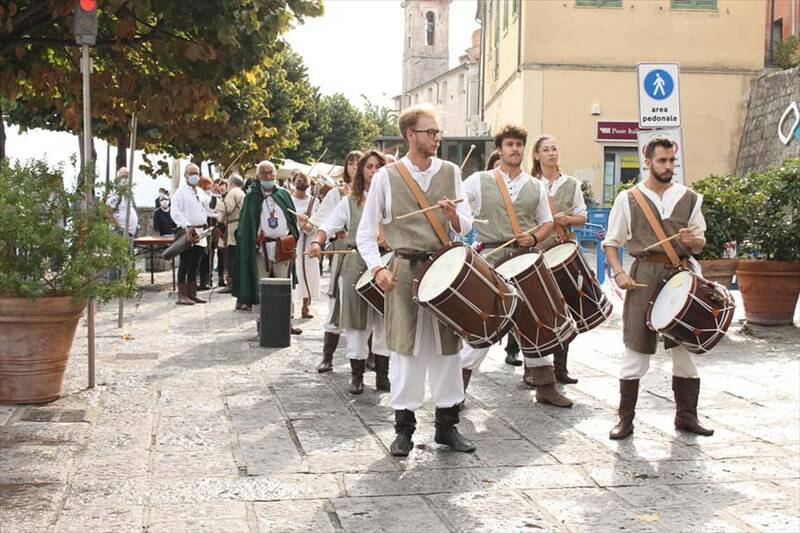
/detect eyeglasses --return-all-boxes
[411,128,443,138]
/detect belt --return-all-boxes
[393,248,435,262]
[633,253,689,268]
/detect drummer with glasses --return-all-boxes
[459,124,573,408]
[602,137,713,441]
[356,104,475,457]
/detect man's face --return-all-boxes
[184,165,200,184]
[294,175,309,190]
[646,146,676,183]
[408,114,441,158]
[258,165,276,181]
[499,138,525,168]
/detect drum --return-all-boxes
[646,270,735,354]
[355,252,394,315]
[412,243,517,349]
[162,227,213,260]
[543,241,612,333]
[495,251,579,357]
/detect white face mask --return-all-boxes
[160,200,169,209]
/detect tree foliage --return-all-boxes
[321,93,379,163]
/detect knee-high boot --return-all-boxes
[673,376,714,436]
[610,379,639,440]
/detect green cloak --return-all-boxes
[232,186,299,305]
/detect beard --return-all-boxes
[652,168,673,183]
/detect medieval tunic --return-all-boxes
[320,194,387,359]
[459,169,553,371]
[311,186,348,334]
[357,156,472,411]
[292,195,321,301]
[538,175,587,251]
[603,182,705,379]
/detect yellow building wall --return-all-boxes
[524,0,765,71]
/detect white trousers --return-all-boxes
[323,296,342,334]
[390,352,464,411]
[460,344,552,371]
[619,345,699,380]
[344,311,387,360]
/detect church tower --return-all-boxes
[402,0,451,96]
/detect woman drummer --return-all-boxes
[308,150,390,394]
[532,135,587,385]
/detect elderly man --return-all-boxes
[233,160,302,335]
[170,163,217,305]
[217,174,246,294]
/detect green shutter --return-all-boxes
[671,0,717,9]
[503,0,509,30]
[576,0,622,6]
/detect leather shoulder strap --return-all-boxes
[395,161,450,246]
[630,186,681,267]
[492,169,521,234]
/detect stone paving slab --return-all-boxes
[1,269,798,532]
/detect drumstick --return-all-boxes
[459,144,476,172]
[643,233,682,252]
[395,198,465,220]
[304,249,353,256]
[631,282,648,289]
[473,218,489,225]
[484,223,544,258]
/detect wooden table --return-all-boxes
[133,235,176,290]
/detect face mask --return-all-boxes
[187,174,200,186]
[260,180,276,190]
[295,184,308,191]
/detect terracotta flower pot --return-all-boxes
[736,260,800,326]
[698,259,740,289]
[0,296,86,404]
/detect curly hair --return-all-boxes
[352,150,387,201]
[494,124,528,148]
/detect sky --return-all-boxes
[4,0,479,205]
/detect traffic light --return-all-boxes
[73,0,98,46]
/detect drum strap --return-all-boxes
[492,169,522,235]
[395,161,450,247]
[630,187,681,268]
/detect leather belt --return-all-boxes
[633,253,689,268]
[394,249,435,262]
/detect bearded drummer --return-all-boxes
[459,125,573,408]
[602,137,713,440]
[356,104,475,457]
[531,135,588,386]
[308,150,390,395]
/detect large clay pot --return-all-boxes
[698,259,740,289]
[736,260,800,326]
[0,296,86,404]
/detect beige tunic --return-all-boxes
[623,189,698,354]
[539,175,580,251]
[475,171,541,246]
[383,163,462,356]
[339,196,369,331]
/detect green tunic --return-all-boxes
[474,171,541,245]
[383,162,462,356]
[339,196,369,331]
[539,175,580,251]
[232,187,299,305]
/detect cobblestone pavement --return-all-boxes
[2,261,799,533]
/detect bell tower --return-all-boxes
[402,0,451,96]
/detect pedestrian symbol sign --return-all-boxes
[638,63,681,127]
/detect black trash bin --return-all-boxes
[259,277,291,348]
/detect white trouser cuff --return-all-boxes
[524,355,553,368]
[389,352,464,411]
[671,344,699,378]
[460,345,489,371]
[620,347,650,379]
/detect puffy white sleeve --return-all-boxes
[357,168,389,270]
[601,191,630,248]
[319,197,350,238]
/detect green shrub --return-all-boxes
[773,35,800,69]
[0,158,137,301]
[691,173,753,260]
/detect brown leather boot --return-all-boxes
[188,283,207,304]
[522,366,537,388]
[459,368,472,411]
[533,366,573,407]
[176,283,195,305]
[348,358,365,395]
[553,348,578,384]
[317,332,338,373]
[673,376,714,436]
[610,379,639,440]
[374,354,391,392]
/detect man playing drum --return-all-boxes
[602,137,714,440]
[459,125,573,408]
[356,104,475,457]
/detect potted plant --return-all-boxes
[691,173,751,288]
[0,158,137,403]
[736,159,800,325]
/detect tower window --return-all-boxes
[426,12,435,46]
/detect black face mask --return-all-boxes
[295,184,308,191]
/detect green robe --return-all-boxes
[232,186,299,305]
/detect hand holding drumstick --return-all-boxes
[374,260,399,293]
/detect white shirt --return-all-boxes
[259,193,289,260]
[540,174,587,218]
[357,156,473,271]
[463,169,552,226]
[320,194,360,237]
[170,183,215,247]
[107,193,138,236]
[602,182,706,249]
[310,187,344,228]
[292,195,318,236]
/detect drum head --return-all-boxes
[355,251,394,289]
[496,251,540,279]
[543,242,577,268]
[416,246,467,303]
[650,271,692,330]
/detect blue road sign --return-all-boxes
[643,69,674,101]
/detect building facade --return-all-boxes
[478,0,766,206]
